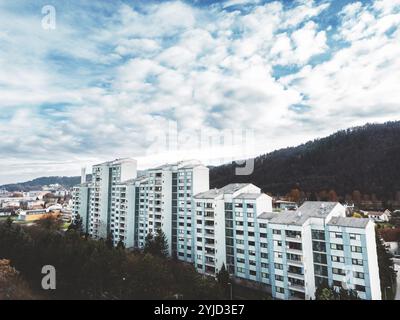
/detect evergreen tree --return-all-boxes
[68,214,83,233]
[116,240,125,250]
[337,287,359,300]
[105,232,114,249]
[315,284,335,300]
[375,228,396,299]
[5,216,13,227]
[143,232,155,255]
[154,229,169,258]
[217,263,231,299]
[217,263,230,287]
[144,230,169,258]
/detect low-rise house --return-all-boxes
[274,200,298,211]
[364,209,392,222]
[18,208,60,222]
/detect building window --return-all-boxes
[273,229,281,235]
[353,271,364,279]
[330,243,344,251]
[275,275,284,281]
[355,285,366,292]
[274,263,283,270]
[274,252,283,259]
[330,232,343,239]
[275,287,285,294]
[331,256,345,263]
[274,240,282,247]
[352,259,363,266]
[351,246,362,253]
[349,234,361,240]
[332,268,346,276]
[312,230,325,240]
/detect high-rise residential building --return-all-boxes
[71,183,90,233]
[72,158,137,245]
[194,198,381,300]
[72,158,382,300]
[130,160,209,260]
[194,183,272,276]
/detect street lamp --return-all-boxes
[228,282,233,300]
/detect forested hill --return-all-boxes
[1,176,85,192]
[210,122,400,201]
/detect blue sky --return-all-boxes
[0,0,399,184]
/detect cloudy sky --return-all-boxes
[0,0,399,184]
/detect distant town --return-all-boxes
[0,184,72,225]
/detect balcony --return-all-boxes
[287,272,304,280]
[288,283,305,293]
[287,259,303,267]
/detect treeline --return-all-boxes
[210,121,400,205]
[0,219,225,300]
[0,176,89,192]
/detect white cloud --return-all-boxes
[0,0,399,184]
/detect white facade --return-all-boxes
[71,159,382,300]
[132,160,209,259]
[194,183,273,276]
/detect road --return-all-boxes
[394,258,400,300]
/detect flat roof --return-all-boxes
[94,158,136,167]
[258,212,279,220]
[194,189,223,199]
[327,217,370,229]
[234,193,264,200]
[266,201,340,226]
[220,183,251,194]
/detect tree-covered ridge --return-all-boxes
[210,122,400,204]
[0,219,225,300]
[0,176,86,192]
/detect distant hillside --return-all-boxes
[210,122,400,203]
[0,176,89,192]
[1,170,147,192]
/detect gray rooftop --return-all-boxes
[258,212,279,220]
[266,201,340,226]
[327,217,370,229]
[234,193,263,200]
[220,183,251,194]
[194,189,223,199]
[149,160,205,171]
[94,158,136,167]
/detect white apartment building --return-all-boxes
[132,160,209,260]
[72,158,137,246]
[89,159,137,240]
[72,159,382,300]
[72,183,90,233]
[73,159,209,254]
[194,183,272,276]
[196,199,381,300]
